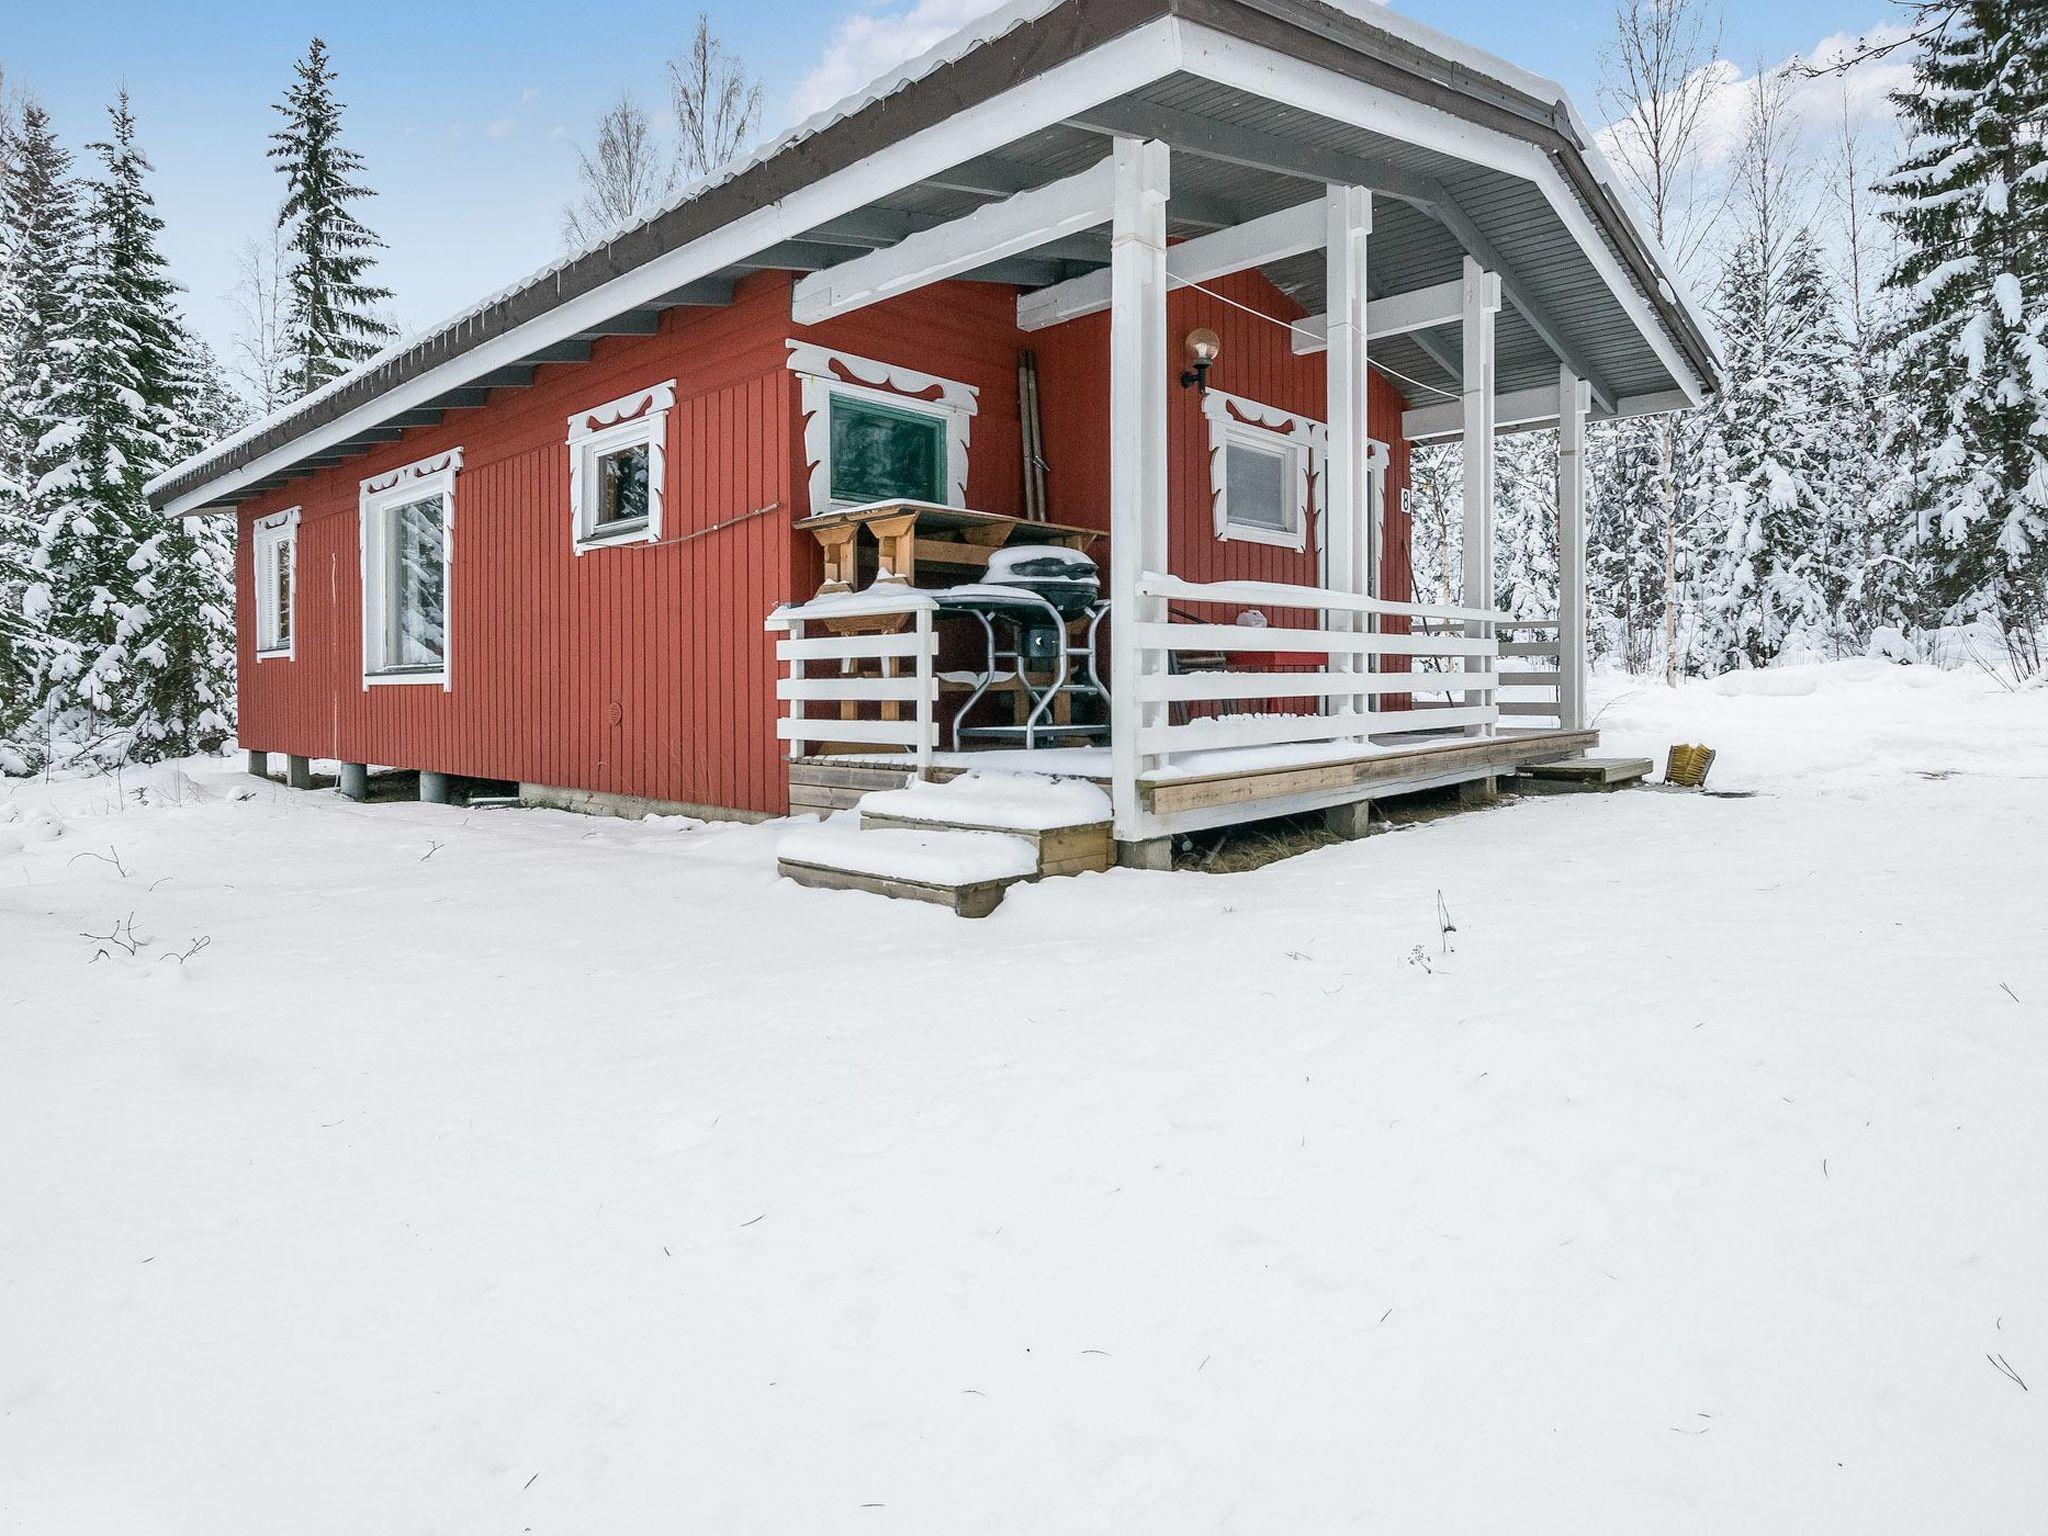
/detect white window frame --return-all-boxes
[567,379,674,552]
[252,507,299,659]
[1204,390,1320,552]
[358,449,461,690]
[787,341,977,511]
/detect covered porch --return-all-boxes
[754,3,1709,867]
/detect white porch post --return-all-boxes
[1460,255,1501,735]
[1323,184,1372,730]
[1107,137,1170,848]
[1557,364,1591,731]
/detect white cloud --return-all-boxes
[788,0,1012,122]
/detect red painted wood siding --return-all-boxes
[235,267,1412,815]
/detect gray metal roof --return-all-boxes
[147,0,1719,515]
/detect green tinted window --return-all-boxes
[829,392,946,505]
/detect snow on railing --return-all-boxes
[1131,573,1510,759]
[764,587,939,778]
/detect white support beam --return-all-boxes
[1460,256,1501,738]
[1401,383,1559,441]
[1016,197,1324,331]
[1556,365,1591,732]
[1107,137,1171,845]
[792,154,1118,324]
[1323,184,1373,731]
[1288,277,1466,355]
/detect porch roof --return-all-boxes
[147,0,1720,518]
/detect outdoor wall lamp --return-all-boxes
[1180,328,1221,392]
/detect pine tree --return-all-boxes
[269,37,395,396]
[1587,418,1677,672]
[1881,0,2048,663]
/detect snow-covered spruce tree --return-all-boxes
[1494,430,1560,622]
[269,37,395,396]
[0,101,85,766]
[1880,0,2048,664]
[24,96,236,762]
[1587,417,1677,672]
[1693,227,1855,669]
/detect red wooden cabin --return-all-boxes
[147,0,1716,863]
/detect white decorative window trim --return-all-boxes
[567,379,673,553]
[252,506,300,660]
[358,449,461,690]
[1204,391,1322,552]
[786,340,977,510]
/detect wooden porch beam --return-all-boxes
[1460,255,1501,738]
[1401,382,1567,440]
[1287,276,1466,353]
[1069,101,1618,411]
[792,153,1118,323]
[520,338,594,366]
[1106,136,1171,847]
[1557,365,1590,732]
[1016,196,1324,330]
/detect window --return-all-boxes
[786,342,978,511]
[359,450,460,688]
[567,381,673,551]
[828,390,947,505]
[252,508,299,658]
[1205,392,1318,552]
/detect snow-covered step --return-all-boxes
[1510,756,1653,793]
[776,824,1040,918]
[853,771,1114,878]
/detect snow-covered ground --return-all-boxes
[4,660,2044,1534]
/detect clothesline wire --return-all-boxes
[1166,273,1464,403]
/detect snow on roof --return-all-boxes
[148,0,1715,507]
[144,0,1069,503]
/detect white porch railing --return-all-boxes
[765,589,939,778]
[1495,617,1564,725]
[1130,573,1512,761]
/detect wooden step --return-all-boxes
[1510,756,1652,793]
[859,811,1114,877]
[776,824,1039,918]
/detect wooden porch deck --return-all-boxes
[789,726,1598,831]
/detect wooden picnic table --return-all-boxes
[796,500,1100,593]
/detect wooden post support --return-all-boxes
[1557,364,1591,732]
[913,605,935,782]
[1324,183,1372,732]
[286,753,313,790]
[1460,256,1501,737]
[1107,136,1170,846]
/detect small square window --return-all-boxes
[568,382,672,551]
[828,391,947,506]
[1225,440,1292,532]
[1215,423,1305,550]
[595,442,650,529]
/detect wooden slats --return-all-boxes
[775,716,934,746]
[777,675,936,703]
[775,632,923,661]
[1137,704,1495,755]
[1140,669,1500,703]
[1128,621,1495,657]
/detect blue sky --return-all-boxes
[1,0,1910,372]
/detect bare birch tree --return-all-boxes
[562,92,673,249]
[227,225,293,415]
[1598,0,1727,682]
[668,13,764,182]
